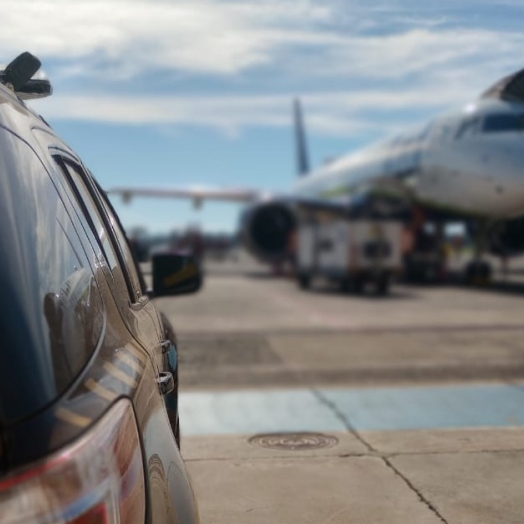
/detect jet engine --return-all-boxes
[240,202,296,263]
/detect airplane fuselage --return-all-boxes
[108,69,524,265]
[294,98,524,220]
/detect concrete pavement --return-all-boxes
[157,263,524,523]
[185,428,524,524]
[177,327,524,389]
[157,271,524,334]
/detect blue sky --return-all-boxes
[6,0,524,233]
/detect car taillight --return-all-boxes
[0,399,145,524]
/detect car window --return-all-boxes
[57,159,141,303]
[92,183,144,299]
[59,161,120,276]
[42,207,105,393]
[0,134,105,422]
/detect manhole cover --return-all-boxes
[249,432,339,451]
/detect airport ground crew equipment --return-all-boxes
[296,219,403,295]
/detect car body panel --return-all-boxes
[0,80,199,522]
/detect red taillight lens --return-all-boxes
[0,399,145,524]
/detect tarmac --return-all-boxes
[155,254,524,523]
[184,428,524,524]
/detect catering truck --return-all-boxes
[296,219,403,295]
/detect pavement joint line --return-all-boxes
[183,446,524,464]
[184,453,374,463]
[381,456,450,524]
[180,367,524,390]
[383,448,524,458]
[177,323,524,337]
[311,389,451,523]
[310,388,375,453]
[180,377,524,393]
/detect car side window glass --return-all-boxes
[94,186,144,299]
[43,207,105,392]
[58,159,142,303]
[0,137,105,400]
[59,161,120,272]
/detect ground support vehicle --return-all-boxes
[0,53,201,524]
[296,219,403,295]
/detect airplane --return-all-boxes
[108,67,524,282]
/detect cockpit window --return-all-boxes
[482,113,524,133]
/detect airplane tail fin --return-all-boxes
[293,98,310,177]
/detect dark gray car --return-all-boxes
[0,52,202,524]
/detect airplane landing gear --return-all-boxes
[402,219,447,284]
[465,220,493,286]
[464,259,492,286]
[298,273,311,289]
[375,273,391,296]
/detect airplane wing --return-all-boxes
[107,184,410,220]
[107,185,262,208]
[107,183,362,210]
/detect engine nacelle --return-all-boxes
[240,202,296,263]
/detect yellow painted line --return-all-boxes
[56,407,92,428]
[116,351,143,374]
[104,362,138,389]
[85,378,118,402]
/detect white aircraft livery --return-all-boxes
[109,68,524,277]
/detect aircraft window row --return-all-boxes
[417,123,434,141]
[455,117,479,139]
[390,112,524,144]
[431,121,457,140]
[390,130,424,148]
[482,114,524,133]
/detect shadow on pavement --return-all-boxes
[399,270,524,297]
[309,288,418,300]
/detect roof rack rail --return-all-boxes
[0,52,52,100]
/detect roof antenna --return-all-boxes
[1,52,41,91]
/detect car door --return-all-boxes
[53,156,167,375]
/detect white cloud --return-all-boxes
[276,27,524,90]
[0,0,336,77]
[35,81,472,137]
[10,0,524,137]
[3,0,523,83]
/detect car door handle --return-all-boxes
[158,372,174,395]
[160,340,172,354]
